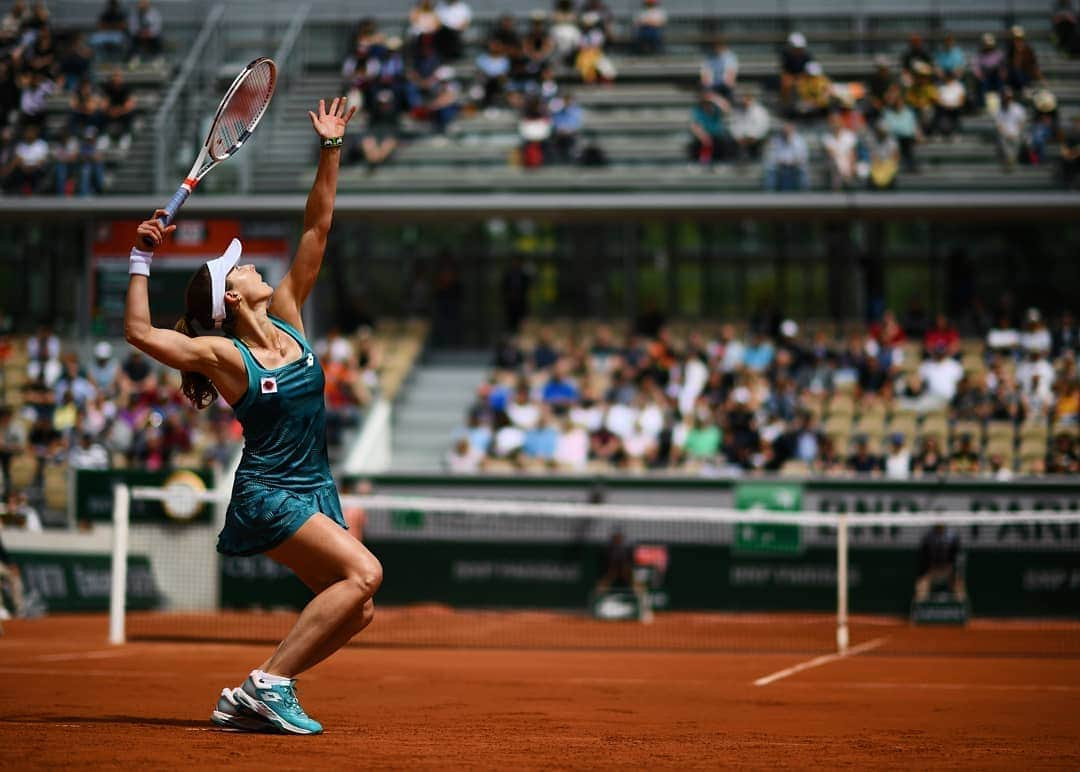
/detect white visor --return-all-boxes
[207,238,243,327]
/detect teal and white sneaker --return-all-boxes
[210,687,279,733]
[233,672,323,735]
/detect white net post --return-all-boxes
[109,483,130,645]
[836,513,849,654]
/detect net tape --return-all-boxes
[126,487,1080,529]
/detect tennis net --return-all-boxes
[111,485,1080,657]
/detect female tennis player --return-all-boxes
[124,97,381,735]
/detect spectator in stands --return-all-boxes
[522,407,560,467]
[1052,309,1079,357]
[1060,115,1080,190]
[522,11,554,71]
[688,91,730,168]
[69,78,105,136]
[900,33,933,83]
[542,360,579,407]
[117,348,155,396]
[763,121,808,191]
[883,433,912,480]
[904,61,937,136]
[1046,432,1079,474]
[986,314,1020,358]
[792,60,830,120]
[779,32,812,106]
[575,14,615,84]
[924,313,960,356]
[67,430,109,470]
[475,38,511,111]
[1029,95,1058,165]
[85,341,117,397]
[823,112,857,190]
[1052,377,1079,427]
[549,0,581,65]
[18,68,54,128]
[633,0,666,55]
[912,434,946,475]
[2,488,41,532]
[949,433,981,474]
[934,33,966,79]
[341,19,385,110]
[845,435,881,475]
[446,436,484,472]
[9,122,47,192]
[101,67,136,150]
[54,352,95,409]
[933,70,966,138]
[972,33,1005,107]
[730,92,769,161]
[358,87,400,173]
[1020,307,1052,354]
[700,37,738,100]
[426,66,461,136]
[550,92,583,163]
[993,88,1027,170]
[920,344,964,404]
[91,0,129,62]
[865,55,895,124]
[127,0,162,64]
[434,0,471,62]
[1017,348,1055,407]
[866,120,900,190]
[1005,26,1042,92]
[59,31,93,92]
[407,0,440,56]
[518,94,552,169]
[881,84,921,172]
[25,23,56,76]
[51,125,78,196]
[1053,0,1080,55]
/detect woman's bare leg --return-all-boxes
[256,514,381,678]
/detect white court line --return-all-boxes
[753,637,889,687]
[803,680,1080,693]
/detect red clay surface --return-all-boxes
[2,612,1079,769]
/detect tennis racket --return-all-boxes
[142,57,277,248]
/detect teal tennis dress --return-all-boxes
[216,316,346,556]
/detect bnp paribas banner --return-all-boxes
[74,468,215,524]
[8,551,159,612]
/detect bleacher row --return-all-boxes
[482,317,1077,476]
[0,318,428,522]
[24,4,1077,196]
[248,11,1080,194]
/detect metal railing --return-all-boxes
[151,3,227,195]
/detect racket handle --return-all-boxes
[141,183,192,249]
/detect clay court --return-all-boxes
[3,611,1079,769]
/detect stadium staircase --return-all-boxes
[388,350,489,471]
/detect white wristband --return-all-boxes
[129,247,153,276]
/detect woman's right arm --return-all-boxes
[123,214,239,381]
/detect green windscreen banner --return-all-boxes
[734,481,804,555]
[75,468,215,524]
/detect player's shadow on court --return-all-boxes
[16,715,209,729]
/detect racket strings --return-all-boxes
[211,60,275,159]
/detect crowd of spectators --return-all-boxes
[0,0,158,196]
[340,1,626,172]
[449,307,1079,477]
[335,3,1078,186]
[687,25,1079,188]
[0,322,381,527]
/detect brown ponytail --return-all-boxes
[175,264,235,409]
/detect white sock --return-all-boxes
[253,669,292,685]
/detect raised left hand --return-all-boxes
[308,97,358,140]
